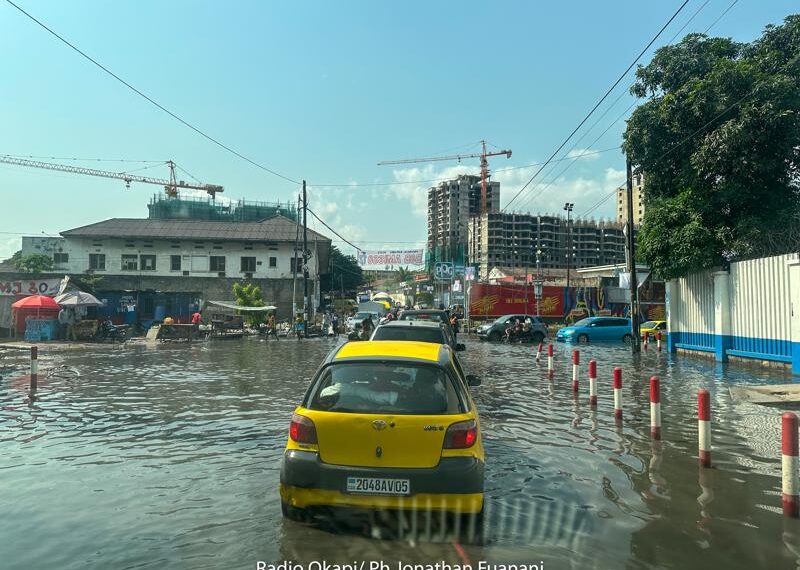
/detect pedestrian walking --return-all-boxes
[266,313,279,340]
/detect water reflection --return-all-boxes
[0,337,797,568]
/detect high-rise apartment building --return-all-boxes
[616,173,645,225]
[426,175,500,266]
[468,212,626,279]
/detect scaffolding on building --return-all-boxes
[147,193,298,222]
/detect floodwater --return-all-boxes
[2,336,800,570]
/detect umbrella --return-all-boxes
[11,295,60,310]
[55,291,104,307]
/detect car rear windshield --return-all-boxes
[372,327,444,344]
[641,321,657,328]
[399,312,447,323]
[307,362,464,415]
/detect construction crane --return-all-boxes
[378,140,512,214]
[0,156,224,198]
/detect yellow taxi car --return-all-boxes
[279,340,484,520]
[640,320,666,340]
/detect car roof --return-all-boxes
[377,320,443,329]
[331,340,448,365]
[401,309,447,315]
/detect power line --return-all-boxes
[503,0,691,212]
[307,147,619,189]
[306,208,363,253]
[704,0,739,34]
[4,0,301,186]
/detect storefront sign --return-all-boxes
[0,278,62,297]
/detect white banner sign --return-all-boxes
[0,278,62,297]
[357,249,424,269]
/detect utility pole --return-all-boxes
[302,180,309,338]
[625,158,641,353]
[563,203,574,287]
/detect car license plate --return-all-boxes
[346,477,410,495]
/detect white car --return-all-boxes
[346,311,380,331]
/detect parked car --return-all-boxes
[476,314,548,343]
[556,316,633,343]
[371,320,464,351]
[640,320,666,340]
[279,341,484,523]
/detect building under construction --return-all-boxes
[468,212,627,279]
[147,193,298,222]
[426,174,500,269]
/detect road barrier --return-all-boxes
[698,389,712,468]
[650,376,661,439]
[588,359,597,407]
[30,345,38,398]
[572,349,579,393]
[536,342,543,362]
[783,412,799,518]
[613,367,623,419]
[657,331,662,352]
[547,344,554,373]
[642,333,648,351]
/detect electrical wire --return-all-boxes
[306,208,363,253]
[307,147,619,189]
[4,0,301,186]
[704,0,739,34]
[503,0,691,212]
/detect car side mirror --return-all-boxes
[456,343,466,352]
[466,374,481,387]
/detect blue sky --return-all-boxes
[1,0,797,260]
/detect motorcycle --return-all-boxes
[96,319,129,343]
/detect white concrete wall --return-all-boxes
[31,237,319,280]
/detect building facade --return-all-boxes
[427,175,500,267]
[616,172,645,225]
[20,215,331,320]
[468,212,626,279]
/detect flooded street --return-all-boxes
[3,338,800,569]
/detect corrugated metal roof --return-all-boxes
[60,215,330,243]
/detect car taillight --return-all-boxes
[443,420,477,449]
[289,413,318,444]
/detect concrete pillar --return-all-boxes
[787,259,800,374]
[666,279,677,353]
[712,270,732,362]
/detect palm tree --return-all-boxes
[395,266,411,284]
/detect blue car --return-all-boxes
[556,316,633,344]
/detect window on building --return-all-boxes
[89,253,106,271]
[269,256,277,268]
[191,255,209,272]
[170,255,181,271]
[121,254,138,271]
[140,255,156,271]
[240,256,256,272]
[53,252,69,264]
[210,256,226,272]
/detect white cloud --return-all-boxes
[0,236,21,261]
[566,148,602,160]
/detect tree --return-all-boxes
[3,250,22,266]
[623,16,800,279]
[321,246,364,293]
[232,281,266,326]
[395,266,412,284]
[13,253,55,274]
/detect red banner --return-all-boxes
[469,283,564,317]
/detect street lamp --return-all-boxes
[563,203,574,287]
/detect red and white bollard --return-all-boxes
[782,412,799,518]
[642,333,648,351]
[613,367,623,419]
[29,345,38,397]
[650,376,661,439]
[588,359,597,407]
[698,389,712,468]
[536,342,543,363]
[547,344,554,373]
[656,331,662,352]
[572,349,580,393]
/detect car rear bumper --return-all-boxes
[280,450,484,512]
